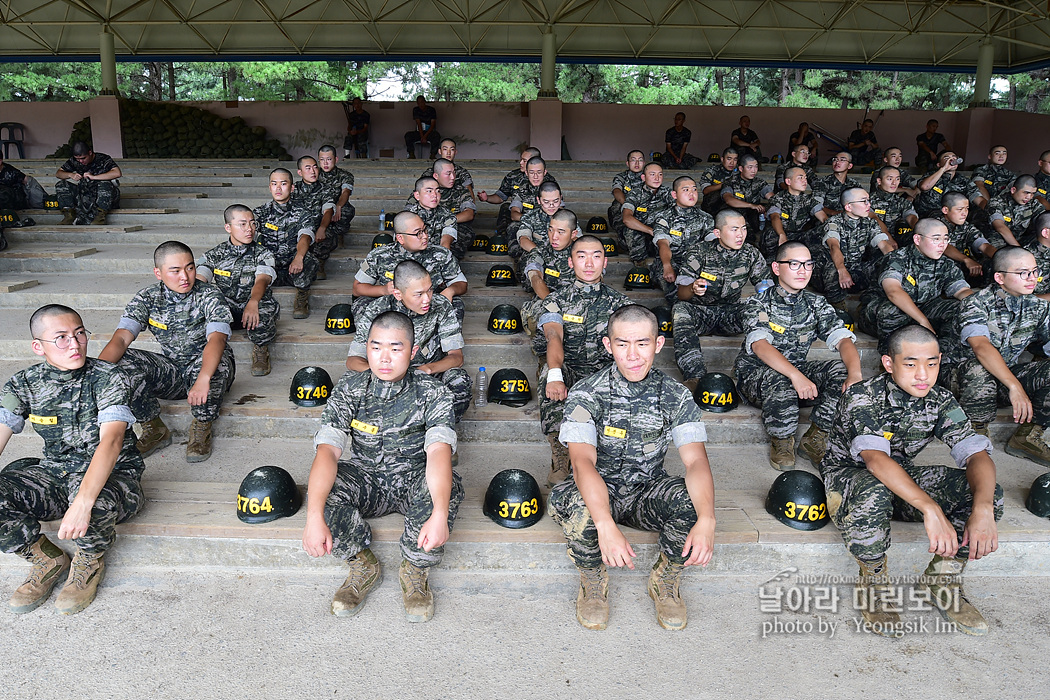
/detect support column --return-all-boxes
[99,30,118,96]
[539,27,558,98]
[970,39,994,108]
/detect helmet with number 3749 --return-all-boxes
[236,466,302,524]
[487,368,533,407]
[290,366,333,407]
[487,304,523,335]
[765,471,830,531]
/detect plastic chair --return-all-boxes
[0,123,26,159]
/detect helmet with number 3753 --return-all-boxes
[290,366,333,407]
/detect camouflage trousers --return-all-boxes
[662,152,698,170]
[822,463,1004,561]
[309,229,340,264]
[672,301,748,381]
[449,223,474,261]
[608,203,626,247]
[618,226,656,264]
[538,363,596,435]
[521,295,546,338]
[811,253,875,304]
[858,297,961,355]
[119,346,236,423]
[327,203,356,241]
[949,358,1050,426]
[506,222,525,262]
[325,463,464,568]
[0,463,143,556]
[433,367,472,423]
[648,259,679,304]
[735,358,847,439]
[272,253,319,290]
[548,476,699,568]
[495,202,513,236]
[54,179,119,220]
[229,297,280,347]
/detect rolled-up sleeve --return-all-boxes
[560,420,597,446]
[850,434,891,461]
[951,434,993,468]
[206,322,232,338]
[745,328,775,354]
[116,317,143,339]
[314,425,348,452]
[256,265,277,284]
[826,327,857,352]
[425,425,457,454]
[98,405,136,425]
[671,422,708,447]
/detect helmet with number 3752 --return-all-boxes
[487,368,533,407]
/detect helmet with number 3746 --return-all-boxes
[487,368,533,407]
[236,466,302,524]
[765,471,830,531]
[290,366,333,407]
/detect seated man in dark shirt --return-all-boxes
[847,119,882,167]
[663,112,697,170]
[788,122,819,163]
[343,97,371,159]
[915,119,950,171]
[404,95,441,160]
[731,115,762,161]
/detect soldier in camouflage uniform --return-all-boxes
[970,145,1015,204]
[1035,150,1050,209]
[536,236,631,488]
[735,241,862,470]
[672,210,768,387]
[196,204,280,377]
[697,147,737,215]
[650,176,715,303]
[983,175,1042,248]
[868,147,918,198]
[812,152,862,216]
[772,144,816,192]
[608,150,646,245]
[915,151,980,219]
[767,165,826,250]
[348,261,471,422]
[869,166,919,247]
[253,168,319,319]
[302,310,463,622]
[621,162,674,263]
[317,145,356,247]
[421,138,474,197]
[858,219,973,357]
[819,325,1002,636]
[719,153,773,256]
[292,156,338,279]
[521,209,578,336]
[1023,212,1050,300]
[507,156,555,246]
[99,241,235,464]
[812,188,896,308]
[513,181,566,262]
[936,192,989,279]
[947,246,1050,466]
[431,158,475,259]
[549,305,716,631]
[404,176,461,262]
[0,305,144,614]
[476,147,551,235]
[54,142,121,226]
[352,211,468,321]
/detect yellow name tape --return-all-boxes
[264,222,279,231]
[351,419,379,435]
[670,229,683,236]
[544,268,561,277]
[29,414,57,425]
[604,425,627,439]
[906,275,917,286]
[769,322,786,334]
[213,269,231,277]
[148,318,168,330]
[562,314,584,323]
[700,271,717,282]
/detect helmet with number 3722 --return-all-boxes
[290,366,333,407]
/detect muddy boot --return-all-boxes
[769,436,796,471]
[136,416,172,458]
[59,209,75,226]
[316,259,327,280]
[90,209,108,225]
[185,418,213,463]
[576,564,609,631]
[648,552,687,630]
[9,536,70,614]
[922,555,987,636]
[54,550,105,615]
[971,421,990,437]
[855,557,903,637]
[331,548,381,617]
[251,344,271,377]
[545,434,571,489]
[399,560,435,623]
[683,377,699,395]
[293,288,310,319]
[797,424,830,465]
[1005,423,1050,467]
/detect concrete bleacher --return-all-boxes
[2,157,1049,578]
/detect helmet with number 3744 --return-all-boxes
[236,466,302,524]
[483,469,544,529]
[487,368,533,407]
[765,471,830,531]
[290,366,333,407]
[692,372,739,413]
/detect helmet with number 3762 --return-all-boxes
[765,471,830,531]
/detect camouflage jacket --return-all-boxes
[869,190,917,229]
[196,240,277,307]
[821,213,889,268]
[767,190,823,236]
[821,373,990,473]
[1036,172,1050,201]
[495,169,555,201]
[517,208,556,248]
[510,180,551,214]
[319,166,355,203]
[404,201,459,242]
[522,242,573,293]
[1023,239,1050,295]
[314,369,456,477]
[675,238,768,306]
[812,173,862,209]
[611,169,643,201]
[354,242,466,291]
[0,359,143,475]
[59,152,120,186]
[772,162,816,190]
[971,164,1016,199]
[253,199,316,265]
[915,172,979,214]
[863,244,969,306]
[957,285,1050,365]
[349,294,463,366]
[736,285,855,369]
[720,173,772,207]
[291,179,334,223]
[535,280,631,376]
[697,164,735,192]
[116,280,233,366]
[437,184,476,217]
[559,365,708,486]
[936,214,984,257]
[422,163,473,190]
[651,204,715,265]
[623,184,674,226]
[988,194,1043,238]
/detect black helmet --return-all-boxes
[4,457,40,471]
[486,263,517,287]
[325,303,355,335]
[765,471,830,531]
[487,368,533,407]
[290,366,333,407]
[586,216,609,234]
[693,372,739,413]
[472,234,491,252]
[487,304,523,335]
[624,265,653,290]
[0,210,19,227]
[1026,472,1050,518]
[601,237,619,257]
[487,234,509,255]
[483,469,544,529]
[836,309,856,333]
[372,233,394,249]
[383,217,395,231]
[653,306,673,339]
[236,466,302,524]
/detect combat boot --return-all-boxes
[316,259,327,280]
[251,344,271,377]
[830,299,849,313]
[185,418,213,463]
[136,416,172,458]
[971,421,990,437]
[855,557,903,638]
[545,434,571,489]
[399,560,435,623]
[331,548,381,617]
[90,209,108,225]
[576,564,609,630]
[1005,423,1050,467]
[921,555,987,636]
[293,288,310,319]
[648,552,687,630]
[54,550,105,615]
[797,424,830,465]
[59,208,75,225]
[769,436,796,471]
[683,377,700,395]
[9,535,70,614]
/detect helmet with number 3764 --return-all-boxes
[236,466,302,524]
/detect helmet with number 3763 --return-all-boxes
[483,469,544,529]
[290,366,333,407]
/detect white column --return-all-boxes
[539,27,557,98]
[100,30,118,96]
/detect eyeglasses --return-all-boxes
[776,260,815,271]
[846,198,870,205]
[1001,268,1040,279]
[35,330,91,349]
[919,235,950,244]
[831,157,851,162]
[399,230,428,238]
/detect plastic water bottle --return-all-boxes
[475,367,488,408]
[378,208,386,231]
